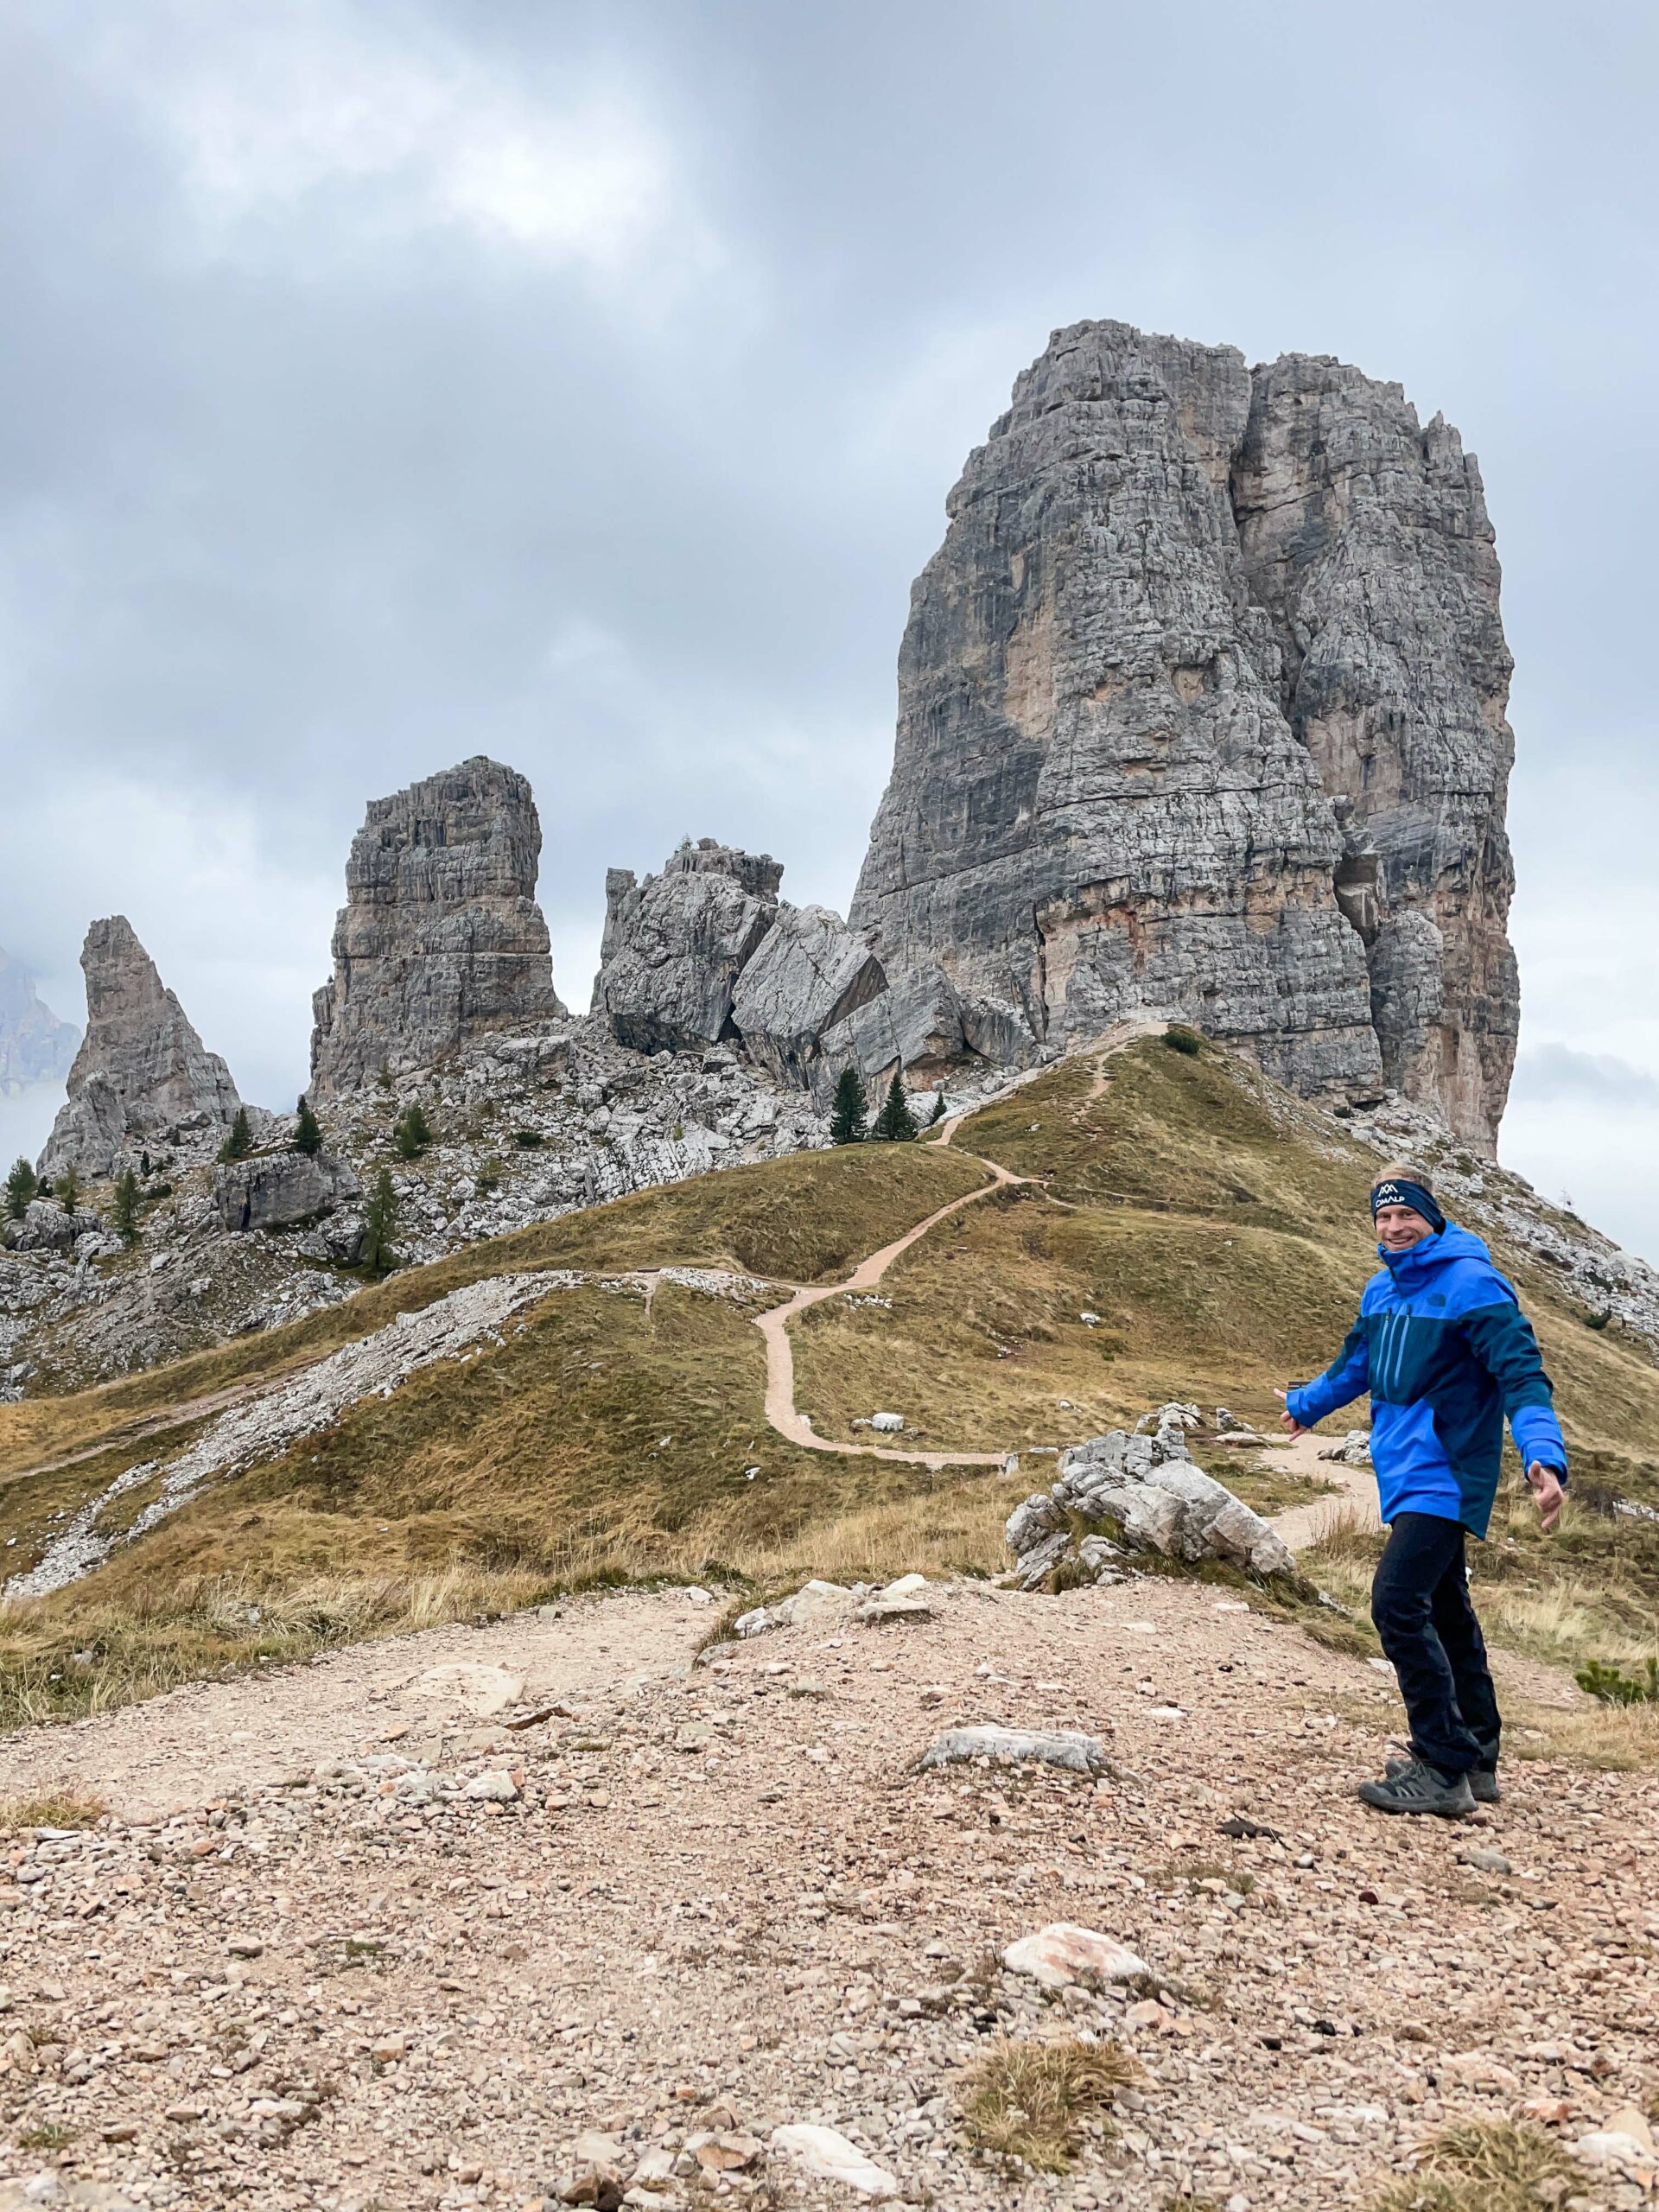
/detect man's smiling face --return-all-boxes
[1376,1202,1435,1253]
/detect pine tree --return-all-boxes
[111,1167,141,1245]
[393,1101,432,1159]
[360,1168,399,1277]
[829,1066,868,1146]
[872,1071,918,1143]
[4,1157,37,1221]
[927,1089,947,1127]
[58,1165,81,1217]
[294,1096,323,1157]
[218,1106,253,1163]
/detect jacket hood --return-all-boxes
[1379,1220,1491,1287]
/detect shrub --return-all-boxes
[1576,1655,1659,1705]
[513,1128,544,1149]
[393,1102,433,1159]
[1162,1024,1205,1056]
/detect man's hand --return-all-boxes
[1527,1461,1564,1533]
[1274,1388,1307,1439]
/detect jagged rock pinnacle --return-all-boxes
[40,915,242,1177]
[309,755,564,1094]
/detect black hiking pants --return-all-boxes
[1370,1511,1501,1777]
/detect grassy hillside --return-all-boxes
[0,1141,987,1478]
[2,1032,1656,1738]
[798,1038,1659,1480]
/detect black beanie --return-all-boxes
[1371,1178,1446,1236]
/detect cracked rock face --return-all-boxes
[40,916,242,1178]
[310,756,563,1094]
[852,318,1520,1147]
[728,905,889,1085]
[1231,353,1519,1143]
[592,839,782,1053]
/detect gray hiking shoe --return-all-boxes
[1359,1755,1475,1818]
[1387,1744,1499,1803]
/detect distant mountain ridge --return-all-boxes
[0,946,79,1096]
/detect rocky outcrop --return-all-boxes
[310,757,563,1095]
[39,917,243,1179]
[1006,1424,1294,1588]
[2,1198,102,1254]
[0,950,79,1096]
[591,841,946,1093]
[213,1152,361,1234]
[592,839,782,1052]
[728,906,888,1085]
[852,319,1521,1147]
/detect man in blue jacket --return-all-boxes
[1278,1164,1567,1818]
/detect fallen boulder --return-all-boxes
[914,1724,1109,1778]
[213,1149,361,1233]
[1003,1923,1149,1989]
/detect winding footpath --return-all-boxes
[750,1019,1161,1471]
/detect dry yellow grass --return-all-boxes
[3,1037,1656,1742]
[0,1142,988,1478]
[0,1789,106,1831]
[1365,2119,1576,2212]
[959,2034,1138,2171]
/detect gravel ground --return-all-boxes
[0,1577,1654,2212]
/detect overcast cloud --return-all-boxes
[1,0,1656,1259]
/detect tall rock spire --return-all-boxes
[850,319,1520,1147]
[40,916,242,1176]
[310,755,563,1094]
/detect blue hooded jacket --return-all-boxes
[1286,1221,1567,1538]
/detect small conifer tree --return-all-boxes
[829,1066,868,1146]
[111,1167,141,1245]
[4,1156,37,1221]
[393,1101,432,1159]
[58,1165,81,1217]
[872,1071,918,1143]
[927,1089,947,1127]
[360,1168,399,1277]
[294,1096,323,1157]
[218,1106,253,1163]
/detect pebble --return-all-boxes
[461,1770,519,1802]
[1457,1845,1512,1875]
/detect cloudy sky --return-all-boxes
[2,1,1656,1259]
